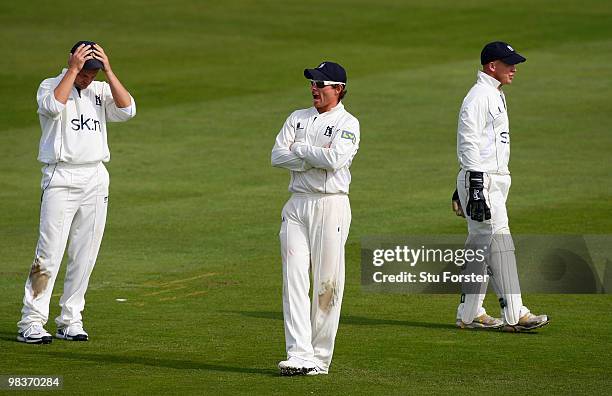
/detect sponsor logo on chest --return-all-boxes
[71,114,101,132]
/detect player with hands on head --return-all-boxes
[453,41,548,332]
[16,41,136,344]
[271,61,360,376]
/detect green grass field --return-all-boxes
[1,0,611,394]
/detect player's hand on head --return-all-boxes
[92,44,111,72]
[451,189,465,217]
[68,43,94,72]
[466,172,491,222]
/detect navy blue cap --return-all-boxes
[70,41,104,70]
[304,61,347,84]
[480,41,526,65]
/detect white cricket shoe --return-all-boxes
[502,313,550,332]
[306,366,329,376]
[278,357,317,376]
[56,324,89,341]
[17,323,53,344]
[456,313,504,329]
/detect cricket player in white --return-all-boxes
[271,61,360,375]
[17,41,136,344]
[452,42,548,332]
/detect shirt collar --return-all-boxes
[312,101,344,116]
[477,70,502,91]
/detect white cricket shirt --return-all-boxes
[37,68,136,164]
[457,71,511,175]
[271,102,360,194]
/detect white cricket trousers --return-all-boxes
[18,162,109,331]
[455,169,529,322]
[279,193,351,372]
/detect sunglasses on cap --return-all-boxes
[309,80,346,88]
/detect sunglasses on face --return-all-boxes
[309,80,346,88]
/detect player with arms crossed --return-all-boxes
[271,61,360,375]
[17,41,136,344]
[452,42,549,332]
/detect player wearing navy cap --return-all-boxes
[271,61,360,375]
[452,42,549,332]
[17,41,136,344]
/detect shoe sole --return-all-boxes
[456,321,504,330]
[17,335,53,344]
[502,317,551,332]
[56,333,88,341]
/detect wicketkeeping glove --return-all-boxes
[466,171,491,222]
[451,189,465,217]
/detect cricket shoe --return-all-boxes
[56,324,89,341]
[278,357,317,376]
[17,323,53,344]
[456,313,504,330]
[306,366,328,376]
[502,313,550,332]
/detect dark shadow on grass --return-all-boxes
[226,310,455,330]
[28,350,277,377]
[227,311,547,335]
